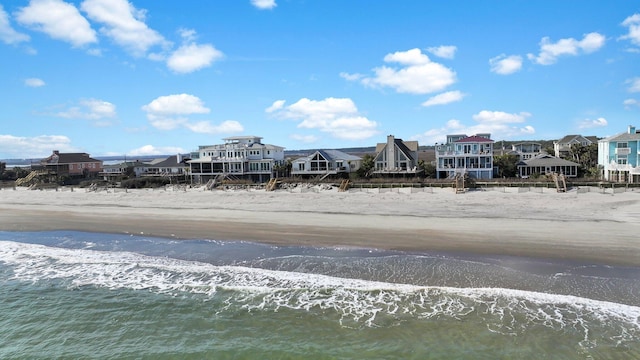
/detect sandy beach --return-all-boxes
[1,184,639,266]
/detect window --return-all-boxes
[618,142,628,148]
[618,156,628,165]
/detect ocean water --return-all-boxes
[1,231,639,359]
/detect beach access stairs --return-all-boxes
[15,170,45,186]
[551,172,567,192]
[265,178,279,191]
[338,179,350,192]
[204,173,235,190]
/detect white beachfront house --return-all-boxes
[291,150,362,179]
[598,125,640,183]
[510,142,544,161]
[516,154,579,178]
[371,135,421,176]
[435,133,494,179]
[188,136,285,183]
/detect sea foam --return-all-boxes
[1,240,639,340]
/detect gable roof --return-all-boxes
[603,131,640,142]
[519,154,579,167]
[555,134,596,145]
[296,149,361,162]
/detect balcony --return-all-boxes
[615,147,631,155]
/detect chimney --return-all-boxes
[629,125,636,134]
[53,150,59,155]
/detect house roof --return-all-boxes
[603,131,640,142]
[295,149,361,162]
[150,155,189,168]
[454,135,494,143]
[41,152,101,164]
[555,134,597,145]
[519,154,579,167]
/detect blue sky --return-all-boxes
[1,0,639,159]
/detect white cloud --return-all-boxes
[141,94,241,135]
[620,13,640,47]
[0,4,30,44]
[339,72,364,81]
[290,134,318,143]
[24,78,45,87]
[0,134,76,158]
[142,93,209,130]
[411,110,535,145]
[265,100,285,113]
[128,144,186,156]
[251,0,277,10]
[489,54,523,75]
[426,45,457,59]
[578,117,608,129]
[16,0,97,47]
[269,97,379,140]
[527,32,605,65]
[80,0,167,57]
[54,98,117,125]
[472,110,531,124]
[166,31,223,73]
[627,77,640,92]
[359,48,456,94]
[624,98,639,109]
[183,120,244,134]
[421,90,465,107]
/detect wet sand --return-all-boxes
[1,185,639,266]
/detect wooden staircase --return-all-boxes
[551,172,567,192]
[266,178,279,191]
[338,179,350,192]
[15,170,43,186]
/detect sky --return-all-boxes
[1,0,640,159]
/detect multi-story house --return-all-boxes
[435,133,494,179]
[371,135,420,176]
[39,150,103,178]
[291,150,361,178]
[188,136,285,183]
[510,142,543,161]
[598,125,640,183]
[554,134,597,158]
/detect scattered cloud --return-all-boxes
[268,97,379,140]
[0,134,76,158]
[421,90,465,107]
[624,98,640,109]
[251,0,277,10]
[265,100,286,113]
[527,32,606,65]
[24,77,45,87]
[142,93,209,130]
[166,29,223,73]
[578,117,608,129]
[411,110,535,145]
[16,0,97,47]
[54,98,117,126]
[80,0,167,57]
[128,144,186,156]
[142,94,241,134]
[183,120,244,134]
[426,45,457,59]
[290,134,318,143]
[353,48,456,94]
[620,13,640,48]
[627,77,640,92]
[339,72,364,81]
[0,4,30,44]
[489,54,523,75]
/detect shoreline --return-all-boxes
[1,186,639,266]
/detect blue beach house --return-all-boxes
[598,125,640,183]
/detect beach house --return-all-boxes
[598,125,640,183]
[554,134,597,158]
[517,154,579,178]
[509,142,544,161]
[291,150,361,179]
[435,134,494,179]
[38,150,103,179]
[371,135,420,176]
[188,136,285,183]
